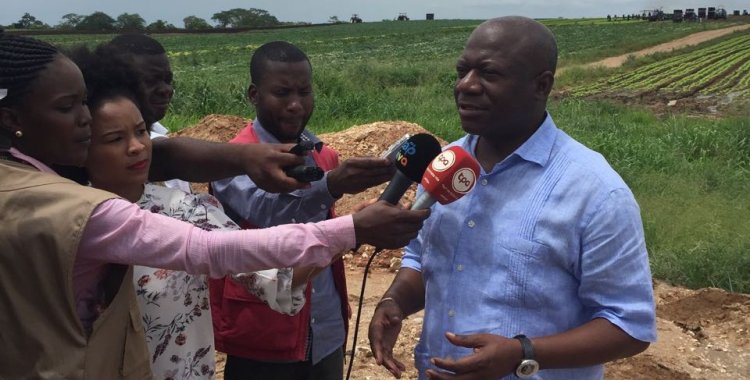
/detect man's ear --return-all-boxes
[534,71,555,99]
[0,107,22,136]
[247,84,258,106]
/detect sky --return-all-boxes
[3,0,750,27]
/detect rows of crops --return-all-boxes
[572,33,750,98]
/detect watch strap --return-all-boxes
[513,334,535,360]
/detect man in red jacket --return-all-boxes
[210,41,394,380]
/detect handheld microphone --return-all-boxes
[411,146,481,210]
[345,133,440,380]
[378,133,442,205]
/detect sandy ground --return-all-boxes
[177,117,750,380]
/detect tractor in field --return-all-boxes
[643,9,665,21]
[673,9,683,22]
[684,8,698,21]
[350,14,362,23]
[698,8,707,19]
[397,13,410,21]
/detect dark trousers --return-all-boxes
[224,347,344,380]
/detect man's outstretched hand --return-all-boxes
[352,201,429,249]
[240,143,306,193]
[425,333,520,380]
[327,157,395,198]
[369,299,407,378]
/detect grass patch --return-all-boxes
[552,98,750,292]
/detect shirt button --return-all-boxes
[311,318,316,324]
[481,179,488,186]
[312,288,316,294]
[467,220,475,228]
[456,264,464,271]
[320,204,327,210]
[448,309,456,317]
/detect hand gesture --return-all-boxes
[425,333,520,380]
[242,143,306,193]
[369,299,407,378]
[327,157,395,198]
[352,201,429,248]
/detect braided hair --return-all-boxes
[0,34,59,107]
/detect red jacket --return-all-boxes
[209,123,350,361]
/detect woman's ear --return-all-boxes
[0,107,22,136]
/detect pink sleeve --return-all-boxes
[79,198,355,277]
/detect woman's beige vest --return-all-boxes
[0,160,153,379]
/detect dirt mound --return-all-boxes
[173,114,247,142]
[178,115,748,380]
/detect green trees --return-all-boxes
[147,20,177,32]
[9,7,282,32]
[12,13,49,29]
[115,13,146,32]
[76,12,116,31]
[183,16,212,30]
[211,8,280,28]
[56,13,84,30]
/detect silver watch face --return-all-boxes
[516,359,540,378]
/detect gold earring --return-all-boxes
[14,130,23,138]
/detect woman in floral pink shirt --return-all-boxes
[80,58,305,378]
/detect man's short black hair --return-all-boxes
[250,41,310,86]
[108,33,166,56]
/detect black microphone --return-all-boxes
[378,133,442,205]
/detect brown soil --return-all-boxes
[177,115,750,379]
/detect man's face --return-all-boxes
[453,26,539,141]
[131,53,173,123]
[249,60,314,143]
[6,55,92,167]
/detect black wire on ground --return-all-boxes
[345,248,379,380]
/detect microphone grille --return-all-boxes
[394,133,442,182]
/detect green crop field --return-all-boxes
[37,18,750,292]
[573,33,750,98]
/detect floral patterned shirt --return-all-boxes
[134,184,305,379]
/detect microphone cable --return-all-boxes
[345,245,381,380]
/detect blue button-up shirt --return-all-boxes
[212,120,345,364]
[402,114,656,379]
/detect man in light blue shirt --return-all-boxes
[369,16,656,380]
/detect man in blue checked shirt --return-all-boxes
[368,16,656,380]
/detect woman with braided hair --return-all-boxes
[0,34,429,379]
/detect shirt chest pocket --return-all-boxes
[475,236,549,308]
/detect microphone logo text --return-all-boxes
[452,168,477,193]
[396,141,417,166]
[431,150,456,172]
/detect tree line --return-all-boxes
[3,8,294,32]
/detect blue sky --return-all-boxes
[3,0,749,27]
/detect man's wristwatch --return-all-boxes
[513,334,540,378]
